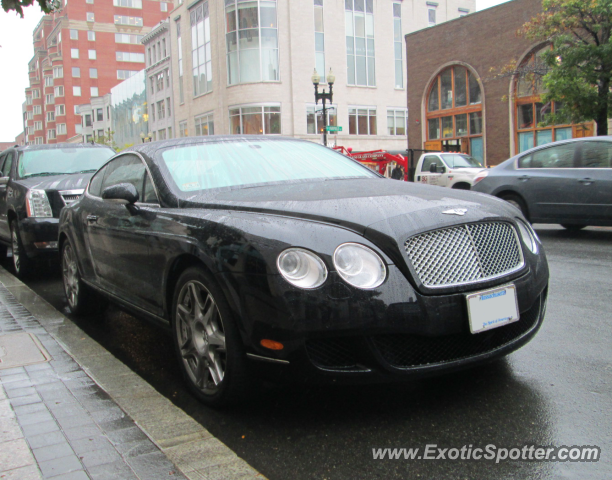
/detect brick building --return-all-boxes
[23,0,171,145]
[406,0,594,167]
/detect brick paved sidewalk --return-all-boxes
[0,269,262,480]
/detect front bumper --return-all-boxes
[18,217,60,259]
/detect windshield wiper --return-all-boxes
[21,172,67,178]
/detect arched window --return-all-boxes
[426,65,484,163]
[514,47,593,153]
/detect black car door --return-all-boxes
[0,151,15,241]
[84,154,163,315]
[576,140,612,222]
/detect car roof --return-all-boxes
[513,135,612,159]
[4,143,115,153]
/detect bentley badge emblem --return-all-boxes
[442,208,468,216]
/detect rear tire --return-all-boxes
[172,267,250,407]
[62,240,106,315]
[500,194,529,220]
[561,224,586,231]
[10,221,34,278]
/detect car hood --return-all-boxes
[449,167,486,176]
[16,172,93,192]
[183,178,518,236]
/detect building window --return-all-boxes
[161,1,168,11]
[157,100,165,119]
[428,3,437,26]
[84,114,92,127]
[73,86,82,96]
[47,129,56,140]
[96,109,103,121]
[34,121,42,131]
[26,95,33,105]
[229,105,281,135]
[53,66,63,78]
[166,97,171,116]
[91,87,99,96]
[314,0,325,82]
[195,112,214,135]
[33,105,41,115]
[393,3,403,89]
[514,47,587,153]
[152,45,156,63]
[97,129,104,138]
[88,31,96,41]
[426,65,483,161]
[45,94,55,104]
[115,33,144,44]
[191,2,212,96]
[177,21,184,103]
[56,104,66,116]
[158,129,167,140]
[88,50,97,60]
[179,120,188,137]
[117,70,137,80]
[113,0,142,8]
[387,109,407,135]
[225,0,279,85]
[116,52,144,62]
[86,0,93,3]
[90,68,98,78]
[57,124,67,135]
[86,12,95,22]
[162,39,166,58]
[35,137,43,145]
[458,8,469,17]
[346,0,375,87]
[306,104,337,135]
[168,127,173,138]
[71,48,79,59]
[27,111,33,120]
[348,107,377,135]
[156,72,164,91]
[47,111,55,122]
[114,15,143,27]
[149,77,155,94]
[72,67,80,77]
[44,76,53,87]
[70,29,78,40]
[54,86,64,97]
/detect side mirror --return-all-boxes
[429,162,438,173]
[102,183,139,205]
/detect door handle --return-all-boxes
[578,178,594,185]
[518,175,530,181]
[86,215,98,224]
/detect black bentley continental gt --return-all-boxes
[58,136,549,406]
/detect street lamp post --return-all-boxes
[312,68,335,147]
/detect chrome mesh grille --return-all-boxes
[405,222,523,288]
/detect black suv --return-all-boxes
[0,143,115,277]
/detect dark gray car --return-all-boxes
[472,137,612,230]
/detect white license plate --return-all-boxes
[466,284,520,334]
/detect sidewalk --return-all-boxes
[0,266,262,480]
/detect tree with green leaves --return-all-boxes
[519,0,612,136]
[1,0,54,16]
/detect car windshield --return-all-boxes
[441,154,483,169]
[18,147,114,179]
[159,139,378,193]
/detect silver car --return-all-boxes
[472,137,612,230]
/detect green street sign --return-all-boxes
[326,126,342,132]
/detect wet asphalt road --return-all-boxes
[10,225,612,480]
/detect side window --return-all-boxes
[100,155,146,201]
[1,153,14,178]
[580,141,612,168]
[422,155,440,172]
[88,164,108,197]
[518,154,532,169]
[142,173,159,203]
[530,143,575,169]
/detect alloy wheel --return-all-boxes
[62,244,79,309]
[11,228,20,273]
[175,280,227,395]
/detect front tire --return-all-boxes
[172,267,250,407]
[10,221,34,278]
[62,240,106,314]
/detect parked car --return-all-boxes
[59,136,549,407]
[0,143,115,277]
[414,152,485,189]
[472,137,612,229]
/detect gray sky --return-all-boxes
[0,0,513,142]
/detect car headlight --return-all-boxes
[333,243,386,289]
[277,248,328,289]
[26,189,53,218]
[515,218,539,254]
[473,170,489,185]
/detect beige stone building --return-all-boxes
[169,0,474,151]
